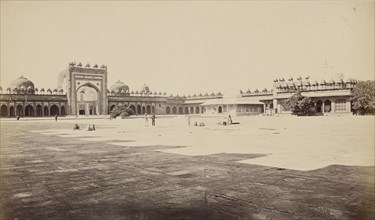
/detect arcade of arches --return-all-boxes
[165,105,204,115]
[314,98,350,114]
[0,104,65,117]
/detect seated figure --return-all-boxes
[73,124,80,130]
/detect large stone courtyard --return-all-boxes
[0,115,374,219]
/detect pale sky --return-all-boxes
[1,1,374,95]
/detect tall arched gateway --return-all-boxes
[66,65,108,115]
[76,84,100,115]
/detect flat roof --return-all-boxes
[201,97,263,105]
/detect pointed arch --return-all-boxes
[50,105,59,115]
[0,105,7,117]
[25,105,34,117]
[218,106,223,113]
[16,105,23,117]
[10,106,15,117]
[44,106,49,116]
[137,105,141,115]
[36,105,43,116]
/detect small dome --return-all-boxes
[141,84,150,93]
[10,75,35,92]
[110,80,129,94]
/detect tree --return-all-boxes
[281,90,316,116]
[110,105,134,118]
[352,80,375,115]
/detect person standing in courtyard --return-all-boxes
[55,114,58,122]
[187,116,191,126]
[151,114,156,126]
[144,113,148,126]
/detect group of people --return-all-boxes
[187,116,205,127]
[144,113,156,126]
[73,124,95,131]
[194,122,205,127]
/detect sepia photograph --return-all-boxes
[0,0,374,219]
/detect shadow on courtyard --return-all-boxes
[1,121,374,220]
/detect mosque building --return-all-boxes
[0,62,356,118]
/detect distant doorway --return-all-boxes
[324,100,331,113]
[316,100,323,113]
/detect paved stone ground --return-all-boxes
[1,120,374,220]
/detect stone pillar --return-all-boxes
[23,103,26,117]
[346,99,351,113]
[85,103,89,115]
[322,102,325,114]
[263,103,266,114]
[34,102,37,117]
[331,99,335,114]
[273,99,278,114]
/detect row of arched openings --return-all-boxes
[166,106,203,115]
[0,104,65,117]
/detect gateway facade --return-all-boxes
[0,63,356,117]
